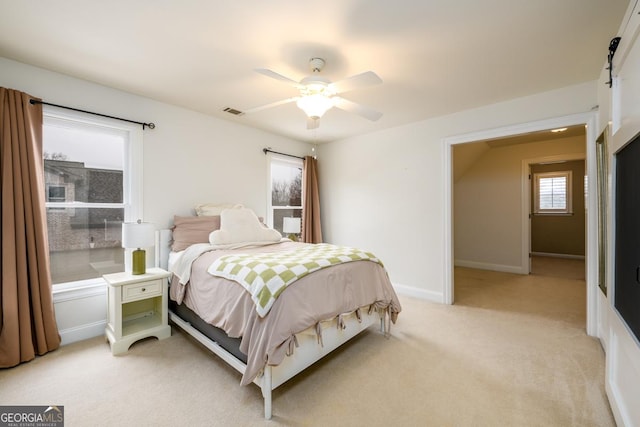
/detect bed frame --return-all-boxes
[155,229,387,419]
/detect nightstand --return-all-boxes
[104,267,171,355]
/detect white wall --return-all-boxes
[318,81,597,302]
[0,57,311,225]
[454,136,586,273]
[0,56,312,344]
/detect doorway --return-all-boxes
[443,113,598,336]
[528,157,587,281]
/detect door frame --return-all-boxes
[442,111,598,336]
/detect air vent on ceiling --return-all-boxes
[223,107,244,116]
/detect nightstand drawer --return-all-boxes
[121,279,162,302]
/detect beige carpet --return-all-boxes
[0,266,613,426]
[531,255,586,281]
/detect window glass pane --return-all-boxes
[47,207,125,283]
[539,176,566,209]
[48,185,66,201]
[271,162,302,207]
[44,117,127,284]
[44,121,125,203]
[44,122,124,170]
[273,208,302,237]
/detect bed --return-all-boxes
[156,206,401,419]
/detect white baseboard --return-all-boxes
[59,320,106,346]
[530,252,585,260]
[454,259,526,275]
[392,283,443,303]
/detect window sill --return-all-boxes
[53,278,107,303]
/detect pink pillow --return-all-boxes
[171,215,221,251]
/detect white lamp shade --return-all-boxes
[283,217,301,234]
[296,94,334,119]
[122,222,155,249]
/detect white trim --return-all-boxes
[454,259,525,275]
[42,106,144,220]
[43,105,144,286]
[442,113,591,146]
[265,153,273,227]
[59,320,107,346]
[442,141,454,304]
[53,279,106,303]
[127,125,145,222]
[585,116,599,338]
[533,170,573,214]
[266,153,303,229]
[605,4,640,424]
[610,0,640,74]
[392,283,444,303]
[606,316,640,427]
[530,252,585,260]
[443,112,598,337]
[45,202,125,209]
[54,280,108,346]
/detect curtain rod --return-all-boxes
[29,99,156,130]
[263,148,305,160]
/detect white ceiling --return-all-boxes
[0,1,629,143]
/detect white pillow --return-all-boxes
[195,203,240,216]
[209,206,281,245]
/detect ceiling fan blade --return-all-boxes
[255,68,302,88]
[330,71,382,93]
[333,97,382,121]
[307,117,320,130]
[243,97,299,114]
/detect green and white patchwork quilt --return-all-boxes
[207,243,382,317]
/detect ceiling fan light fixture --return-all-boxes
[296,94,334,119]
[251,58,382,127]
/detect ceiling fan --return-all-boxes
[245,57,383,129]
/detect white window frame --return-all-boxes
[533,170,573,215]
[266,153,303,229]
[44,106,144,291]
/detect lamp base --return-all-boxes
[132,248,146,275]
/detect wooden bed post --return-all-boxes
[262,366,273,419]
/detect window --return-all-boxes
[533,171,572,214]
[47,185,67,203]
[43,109,143,286]
[267,155,303,238]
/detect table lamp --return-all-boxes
[283,217,301,241]
[122,220,155,275]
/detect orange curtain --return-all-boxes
[302,155,323,243]
[0,87,60,367]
